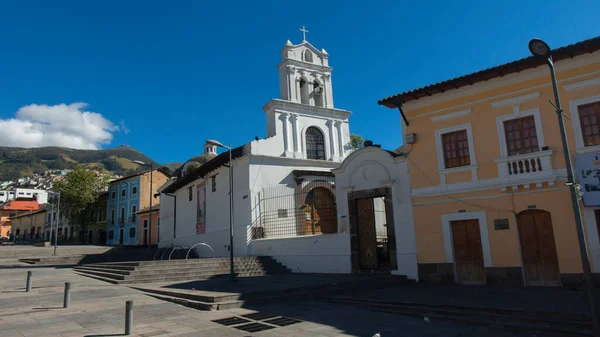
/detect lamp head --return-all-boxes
[132,160,147,166]
[206,139,226,148]
[529,38,551,58]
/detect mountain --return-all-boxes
[0,145,173,181]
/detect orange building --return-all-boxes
[379,36,600,286]
[135,204,160,246]
[0,199,40,239]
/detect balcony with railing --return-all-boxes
[494,149,556,190]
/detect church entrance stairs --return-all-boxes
[132,273,411,311]
[324,283,598,336]
[73,256,290,284]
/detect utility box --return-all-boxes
[405,133,416,144]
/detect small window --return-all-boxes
[579,102,600,147]
[120,208,125,223]
[143,219,148,229]
[304,49,313,63]
[441,130,471,168]
[504,116,539,156]
[53,212,56,221]
[111,210,115,221]
[131,206,137,221]
[188,186,193,201]
[121,189,126,197]
[129,227,136,238]
[211,175,217,192]
[111,192,116,199]
[132,186,137,195]
[277,209,288,218]
[108,230,114,240]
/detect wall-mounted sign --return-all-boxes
[575,152,600,206]
[494,219,510,230]
[527,205,537,209]
[458,209,466,213]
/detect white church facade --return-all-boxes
[158,35,418,279]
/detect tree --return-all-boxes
[53,165,109,242]
[186,163,199,175]
[161,166,172,175]
[350,134,364,149]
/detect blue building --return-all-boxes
[106,169,169,245]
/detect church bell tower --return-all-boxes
[262,27,351,162]
[277,27,334,108]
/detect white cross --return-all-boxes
[300,26,309,41]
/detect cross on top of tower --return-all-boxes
[300,26,309,41]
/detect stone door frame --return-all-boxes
[347,187,397,273]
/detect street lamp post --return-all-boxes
[529,38,600,337]
[206,139,235,282]
[132,160,153,255]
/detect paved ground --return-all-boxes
[330,282,598,314]
[0,263,536,337]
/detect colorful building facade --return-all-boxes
[379,37,600,286]
[11,208,47,241]
[0,200,39,239]
[135,204,160,246]
[107,169,168,245]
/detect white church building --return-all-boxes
[158,35,418,279]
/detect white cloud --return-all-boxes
[0,103,123,149]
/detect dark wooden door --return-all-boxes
[357,198,378,270]
[451,219,486,284]
[518,210,561,286]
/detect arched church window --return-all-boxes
[304,49,313,63]
[299,78,309,105]
[313,81,323,107]
[306,127,325,160]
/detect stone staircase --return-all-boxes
[73,256,290,284]
[135,274,410,311]
[324,297,593,336]
[19,246,157,266]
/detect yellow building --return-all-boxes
[379,36,600,286]
[11,208,47,241]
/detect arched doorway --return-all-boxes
[302,187,336,235]
[517,210,561,286]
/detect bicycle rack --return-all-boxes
[186,243,216,259]
[153,247,168,261]
[160,246,174,260]
[168,245,191,260]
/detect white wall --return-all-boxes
[333,147,418,280]
[160,157,252,258]
[251,234,351,273]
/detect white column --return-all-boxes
[323,73,334,108]
[326,120,336,161]
[291,114,302,158]
[336,121,344,159]
[287,66,297,102]
[281,112,292,157]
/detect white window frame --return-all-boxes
[441,211,492,268]
[496,107,546,158]
[569,95,600,153]
[434,123,477,173]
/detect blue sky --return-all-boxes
[0,1,598,164]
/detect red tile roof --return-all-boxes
[378,36,600,108]
[1,200,39,211]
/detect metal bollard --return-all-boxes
[63,282,71,308]
[25,271,32,292]
[125,300,133,335]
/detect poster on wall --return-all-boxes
[575,152,600,206]
[196,181,206,234]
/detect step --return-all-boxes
[325,298,592,336]
[145,293,244,311]
[73,263,282,275]
[136,275,409,305]
[76,266,278,280]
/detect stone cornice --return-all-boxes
[262,99,351,119]
[277,59,332,73]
